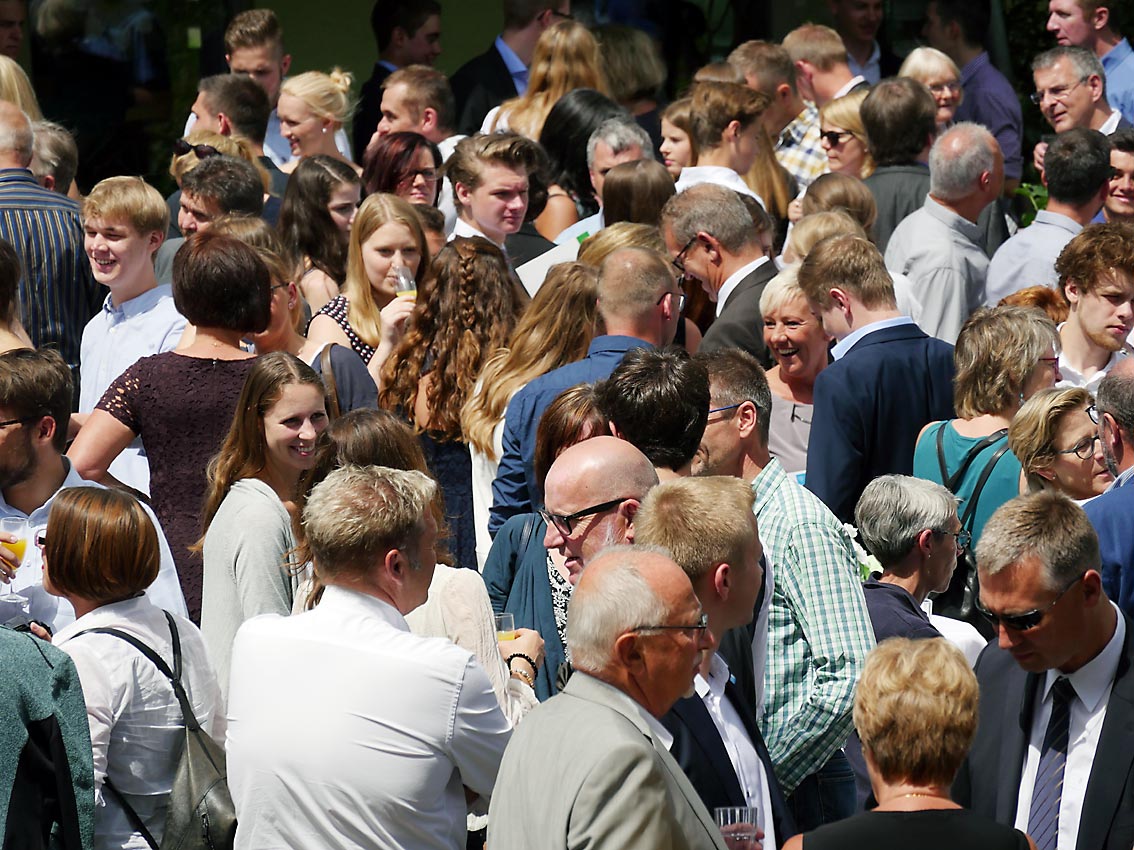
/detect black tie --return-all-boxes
[1027,677,1075,850]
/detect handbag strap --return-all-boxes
[320,344,342,420]
[959,442,1012,530]
[74,610,199,732]
[936,425,1009,494]
[517,512,538,555]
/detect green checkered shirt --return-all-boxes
[753,458,875,793]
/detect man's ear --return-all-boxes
[734,400,759,439]
[390,25,409,49]
[700,231,724,266]
[34,414,56,446]
[613,630,645,673]
[620,499,642,543]
[420,107,439,135]
[216,112,234,136]
[280,53,292,77]
[711,561,731,601]
[915,527,936,559]
[147,229,165,254]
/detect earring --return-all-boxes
[321,127,327,134]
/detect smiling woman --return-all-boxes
[198,352,328,702]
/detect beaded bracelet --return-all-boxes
[506,652,538,678]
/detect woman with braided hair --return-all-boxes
[380,236,525,569]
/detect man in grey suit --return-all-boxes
[662,183,777,369]
[488,547,729,850]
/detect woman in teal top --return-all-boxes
[913,306,1061,545]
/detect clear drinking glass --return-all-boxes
[714,806,761,850]
[495,612,516,641]
[0,517,29,604]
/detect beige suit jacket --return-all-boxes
[487,672,729,850]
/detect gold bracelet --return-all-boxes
[510,668,535,688]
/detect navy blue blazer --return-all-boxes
[450,43,517,135]
[489,335,653,535]
[662,670,796,848]
[806,322,955,523]
[1084,481,1134,620]
[953,615,1134,850]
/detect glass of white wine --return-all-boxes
[0,517,29,604]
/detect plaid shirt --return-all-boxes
[753,458,875,793]
[774,102,828,191]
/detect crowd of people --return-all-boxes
[2,0,1134,849]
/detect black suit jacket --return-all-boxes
[698,259,778,369]
[662,672,796,848]
[353,61,393,158]
[954,613,1134,850]
[450,43,517,135]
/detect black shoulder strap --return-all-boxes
[74,611,199,732]
[959,442,1012,530]
[938,427,1009,494]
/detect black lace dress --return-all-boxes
[97,353,255,621]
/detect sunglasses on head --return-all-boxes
[173,139,221,159]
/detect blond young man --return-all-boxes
[76,177,185,494]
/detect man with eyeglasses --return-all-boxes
[692,347,874,832]
[1084,359,1134,619]
[488,546,727,850]
[1031,46,1130,176]
[1052,222,1134,392]
[923,0,1024,194]
[661,183,777,367]
[1045,0,1134,127]
[0,348,186,633]
[955,491,1134,850]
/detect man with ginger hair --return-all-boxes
[1054,222,1134,392]
[799,234,955,523]
[782,23,867,106]
[728,40,827,190]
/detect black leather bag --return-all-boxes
[78,610,235,850]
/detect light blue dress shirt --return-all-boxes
[984,210,1081,305]
[1102,38,1134,125]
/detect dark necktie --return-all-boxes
[1027,677,1076,850]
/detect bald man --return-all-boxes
[488,546,725,850]
[540,436,660,583]
[0,100,98,388]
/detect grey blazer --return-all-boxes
[488,673,729,850]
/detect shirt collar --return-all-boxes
[1109,465,1134,490]
[1032,210,1083,235]
[450,217,507,254]
[716,256,769,317]
[102,284,171,318]
[1099,108,1122,136]
[1101,38,1132,69]
[0,459,90,521]
[959,51,991,86]
[1041,603,1126,714]
[832,75,866,100]
[693,652,731,700]
[779,102,819,147]
[494,35,528,91]
[316,584,411,632]
[378,59,399,74]
[751,456,788,514]
[923,195,984,243]
[54,595,152,644]
[832,315,914,360]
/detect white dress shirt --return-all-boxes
[716,257,770,318]
[675,166,766,207]
[78,285,186,494]
[226,585,512,850]
[1100,108,1123,136]
[694,653,776,848]
[0,460,188,630]
[1013,605,1125,850]
[55,596,225,850]
[1056,337,1133,393]
[831,315,915,360]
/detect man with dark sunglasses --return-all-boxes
[955,491,1134,850]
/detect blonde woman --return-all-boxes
[306,193,425,387]
[277,68,359,174]
[463,262,600,567]
[900,47,963,131]
[0,55,42,120]
[481,20,608,139]
[819,88,874,179]
[1009,387,1113,500]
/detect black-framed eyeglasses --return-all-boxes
[631,612,710,636]
[1029,76,1089,105]
[657,290,687,313]
[935,527,972,552]
[1087,404,1099,425]
[269,283,288,292]
[400,167,439,184]
[0,415,42,429]
[976,574,1082,631]
[1056,433,1100,460]
[819,130,853,148]
[671,235,699,273]
[172,139,221,159]
[540,496,629,536]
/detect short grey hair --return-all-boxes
[660,182,758,254]
[586,118,654,169]
[976,492,1100,591]
[567,545,669,673]
[303,465,437,580]
[1032,45,1107,99]
[1096,365,1134,440]
[0,105,33,164]
[855,475,958,567]
[929,122,996,201]
[759,266,806,317]
[30,121,78,195]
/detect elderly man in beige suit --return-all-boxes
[487,546,731,850]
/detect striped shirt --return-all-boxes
[753,457,875,793]
[0,169,99,370]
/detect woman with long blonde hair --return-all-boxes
[482,19,608,139]
[277,68,358,174]
[380,237,525,569]
[306,193,426,386]
[462,261,600,567]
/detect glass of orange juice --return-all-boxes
[495,613,516,641]
[0,517,28,603]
